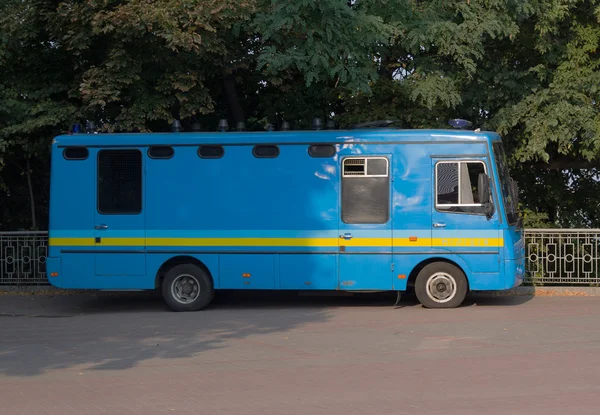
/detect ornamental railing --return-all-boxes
[2,230,600,286]
[0,232,48,285]
[524,229,600,285]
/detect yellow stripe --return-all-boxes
[49,238,95,247]
[146,237,339,247]
[432,237,504,247]
[50,237,504,248]
[101,238,145,246]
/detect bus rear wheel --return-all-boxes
[414,262,467,309]
[162,264,214,312]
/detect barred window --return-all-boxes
[97,149,142,214]
[341,157,390,224]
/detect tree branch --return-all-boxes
[527,156,600,170]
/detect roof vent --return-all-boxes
[312,117,323,130]
[171,120,182,132]
[218,119,229,132]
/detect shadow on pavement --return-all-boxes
[0,289,533,377]
[0,289,533,315]
[462,292,534,307]
[0,290,335,377]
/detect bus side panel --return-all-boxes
[392,253,502,291]
[468,271,510,290]
[429,142,503,288]
[144,144,339,289]
[391,141,503,291]
[219,254,276,289]
[48,144,96,289]
[279,254,337,290]
[390,142,433,290]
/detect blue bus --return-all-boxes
[46,122,524,311]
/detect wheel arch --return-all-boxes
[407,257,470,292]
[154,255,214,289]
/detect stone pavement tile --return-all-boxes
[2,295,600,414]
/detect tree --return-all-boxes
[2,0,600,229]
[0,0,77,229]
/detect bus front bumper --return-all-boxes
[505,256,525,288]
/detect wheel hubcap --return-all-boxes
[425,272,457,303]
[171,274,200,304]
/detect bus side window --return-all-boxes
[97,149,143,215]
[341,157,389,224]
[436,161,486,214]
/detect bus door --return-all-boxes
[94,148,146,276]
[338,155,393,290]
[431,157,500,273]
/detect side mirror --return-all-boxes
[478,173,490,203]
[478,173,495,219]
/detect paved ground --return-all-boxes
[1,291,600,414]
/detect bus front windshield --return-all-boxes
[492,142,519,225]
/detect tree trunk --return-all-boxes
[26,158,36,230]
[222,71,245,125]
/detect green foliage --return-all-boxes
[253,0,393,93]
[48,0,257,131]
[521,208,553,229]
[2,0,600,229]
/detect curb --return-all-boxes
[0,285,60,293]
[2,286,600,297]
[0,286,150,297]
[487,286,600,297]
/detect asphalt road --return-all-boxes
[1,291,599,414]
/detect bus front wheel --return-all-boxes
[414,262,467,309]
[162,263,214,312]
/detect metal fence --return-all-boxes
[524,229,600,285]
[0,232,48,285]
[3,230,600,286]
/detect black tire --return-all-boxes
[161,263,214,312]
[414,262,467,309]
